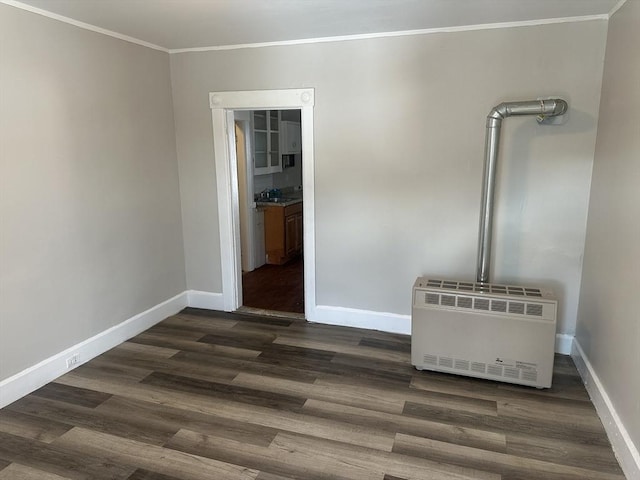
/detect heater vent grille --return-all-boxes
[441,295,456,307]
[474,298,490,310]
[438,357,454,368]
[457,297,473,309]
[509,302,525,315]
[471,362,487,373]
[526,304,543,317]
[426,293,439,305]
[417,291,550,319]
[504,367,520,379]
[454,359,470,371]
[422,279,543,297]
[416,352,543,384]
[491,300,507,312]
[423,354,438,366]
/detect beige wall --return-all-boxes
[0,5,186,380]
[0,1,634,456]
[171,20,607,335]
[576,0,640,455]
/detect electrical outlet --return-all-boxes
[66,353,79,369]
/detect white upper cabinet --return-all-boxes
[253,110,281,175]
[280,121,302,155]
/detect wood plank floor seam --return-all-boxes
[0,308,626,480]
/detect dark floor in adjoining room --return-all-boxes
[0,308,625,480]
[242,256,304,314]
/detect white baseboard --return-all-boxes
[555,333,573,355]
[0,289,579,408]
[187,290,225,310]
[0,292,187,409]
[312,305,575,356]
[572,339,640,480]
[312,305,411,335]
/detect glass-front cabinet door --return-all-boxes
[269,131,280,168]
[254,132,268,169]
[253,110,281,175]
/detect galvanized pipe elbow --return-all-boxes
[487,99,567,122]
[477,98,568,284]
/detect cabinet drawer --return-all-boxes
[284,202,302,216]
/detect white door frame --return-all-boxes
[209,89,316,318]
[234,119,256,272]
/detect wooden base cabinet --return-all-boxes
[264,202,303,265]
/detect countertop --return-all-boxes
[255,191,303,208]
[256,198,302,208]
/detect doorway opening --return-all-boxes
[234,109,304,315]
[209,89,315,320]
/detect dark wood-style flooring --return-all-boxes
[0,308,625,480]
[242,257,304,314]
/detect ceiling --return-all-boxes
[13,0,620,51]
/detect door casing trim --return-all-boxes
[209,89,316,318]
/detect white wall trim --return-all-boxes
[609,0,629,18]
[313,305,575,355]
[0,0,169,52]
[170,15,607,54]
[313,306,412,335]
[186,290,225,311]
[572,339,640,480]
[0,292,187,409]
[554,333,574,355]
[1,1,607,56]
[209,89,316,318]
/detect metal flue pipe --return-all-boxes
[476,99,568,284]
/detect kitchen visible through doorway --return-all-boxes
[234,109,304,316]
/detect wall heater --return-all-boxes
[411,278,557,388]
[411,99,567,388]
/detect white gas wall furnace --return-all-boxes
[411,278,557,388]
[411,99,568,388]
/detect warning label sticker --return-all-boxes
[516,361,538,371]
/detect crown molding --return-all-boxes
[169,15,608,54]
[1,1,609,55]
[608,0,628,17]
[1,0,169,52]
